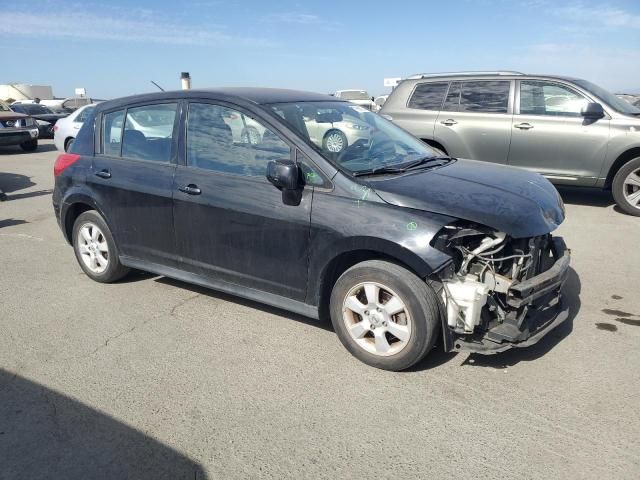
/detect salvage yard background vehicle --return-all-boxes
[0,100,39,152]
[300,104,372,153]
[381,71,640,216]
[53,104,96,152]
[333,89,378,111]
[53,88,569,371]
[10,103,68,139]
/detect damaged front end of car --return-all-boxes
[430,222,571,354]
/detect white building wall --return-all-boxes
[0,84,54,101]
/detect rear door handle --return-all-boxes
[95,169,111,179]
[441,119,458,126]
[178,184,201,195]
[514,123,534,130]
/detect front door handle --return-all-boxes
[514,122,534,130]
[95,169,111,179]
[178,184,201,195]
[440,119,458,126]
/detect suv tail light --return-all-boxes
[54,153,81,176]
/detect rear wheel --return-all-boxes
[612,157,640,216]
[20,139,38,152]
[329,260,440,371]
[72,210,129,283]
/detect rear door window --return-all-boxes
[121,103,177,162]
[442,82,461,111]
[459,81,510,113]
[407,82,449,110]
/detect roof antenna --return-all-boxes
[150,80,165,92]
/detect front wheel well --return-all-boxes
[317,250,422,322]
[421,139,448,155]
[63,202,94,243]
[605,147,640,189]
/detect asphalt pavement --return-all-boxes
[1,141,639,479]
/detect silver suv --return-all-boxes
[381,71,640,216]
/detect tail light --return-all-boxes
[54,153,81,176]
[53,125,59,132]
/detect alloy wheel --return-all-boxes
[342,281,412,356]
[623,168,640,209]
[326,132,345,153]
[77,222,109,274]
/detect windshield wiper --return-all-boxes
[352,156,453,177]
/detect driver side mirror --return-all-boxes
[581,102,605,119]
[267,159,300,190]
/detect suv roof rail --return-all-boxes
[405,71,525,80]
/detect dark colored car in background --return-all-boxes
[11,103,68,138]
[0,101,39,151]
[52,88,570,371]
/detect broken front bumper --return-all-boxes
[448,237,571,354]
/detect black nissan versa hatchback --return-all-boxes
[53,88,571,371]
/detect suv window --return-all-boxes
[187,103,291,177]
[102,110,125,156]
[459,81,510,113]
[520,81,588,117]
[408,82,449,110]
[121,104,177,162]
[443,82,461,111]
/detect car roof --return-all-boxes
[402,72,584,83]
[95,88,342,112]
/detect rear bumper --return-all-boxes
[450,237,571,354]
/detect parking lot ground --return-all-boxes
[1,141,639,479]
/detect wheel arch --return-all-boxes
[60,193,112,245]
[421,139,448,155]
[310,238,439,322]
[605,147,640,189]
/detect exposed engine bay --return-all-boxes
[432,222,570,351]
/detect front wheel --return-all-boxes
[72,210,129,283]
[330,260,441,371]
[20,139,38,152]
[323,130,347,153]
[612,157,640,216]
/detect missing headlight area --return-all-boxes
[432,222,570,352]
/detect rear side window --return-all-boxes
[121,104,177,162]
[102,110,124,156]
[186,103,291,177]
[75,106,94,123]
[408,82,449,110]
[459,81,510,113]
[442,82,461,111]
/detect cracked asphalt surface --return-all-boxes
[1,141,639,479]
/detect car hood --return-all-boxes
[369,159,565,238]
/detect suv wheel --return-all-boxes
[72,210,129,283]
[20,139,38,152]
[612,157,640,216]
[329,260,440,371]
[323,130,347,153]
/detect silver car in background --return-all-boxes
[54,104,96,152]
[381,71,640,215]
[334,89,378,111]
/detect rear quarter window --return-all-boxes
[407,82,449,110]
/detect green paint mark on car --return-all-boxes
[406,221,417,231]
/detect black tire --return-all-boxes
[612,157,640,216]
[72,210,129,283]
[20,139,38,152]
[322,129,347,153]
[329,260,441,371]
[64,138,74,152]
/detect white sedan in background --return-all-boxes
[53,104,96,152]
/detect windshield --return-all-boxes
[268,101,440,174]
[0,101,11,112]
[21,104,54,115]
[574,79,640,115]
[338,91,370,101]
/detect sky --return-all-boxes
[0,0,639,99]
